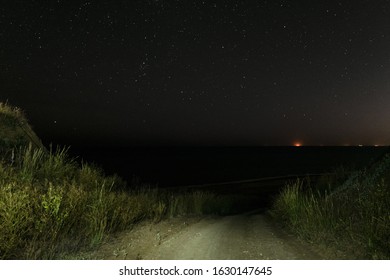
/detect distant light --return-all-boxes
[358,144,363,147]
[294,142,302,147]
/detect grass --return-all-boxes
[5,102,388,259]
[0,102,240,259]
[0,144,239,259]
[271,153,390,259]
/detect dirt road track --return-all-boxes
[83,211,323,260]
[142,213,321,260]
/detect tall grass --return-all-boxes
[272,155,390,259]
[0,146,235,259]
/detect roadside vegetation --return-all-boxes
[3,102,389,260]
[272,154,390,259]
[0,146,241,259]
[0,102,236,259]
[0,145,239,259]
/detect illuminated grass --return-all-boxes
[0,102,237,259]
[272,155,390,259]
[0,146,237,259]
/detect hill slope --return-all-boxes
[0,102,46,154]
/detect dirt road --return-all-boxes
[82,212,323,260]
[143,213,321,260]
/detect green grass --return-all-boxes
[272,154,390,259]
[0,102,240,259]
[0,145,237,259]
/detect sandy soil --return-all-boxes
[76,211,331,260]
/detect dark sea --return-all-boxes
[68,146,389,188]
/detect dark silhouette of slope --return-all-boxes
[0,102,47,165]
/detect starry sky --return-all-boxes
[1,0,390,147]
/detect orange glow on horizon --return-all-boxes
[294,142,302,147]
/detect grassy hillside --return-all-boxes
[0,102,237,259]
[272,153,390,259]
[0,146,236,259]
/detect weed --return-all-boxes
[0,102,239,259]
[0,145,237,259]
[272,155,390,259]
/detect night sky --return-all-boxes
[1,1,390,147]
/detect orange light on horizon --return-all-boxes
[294,142,302,147]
